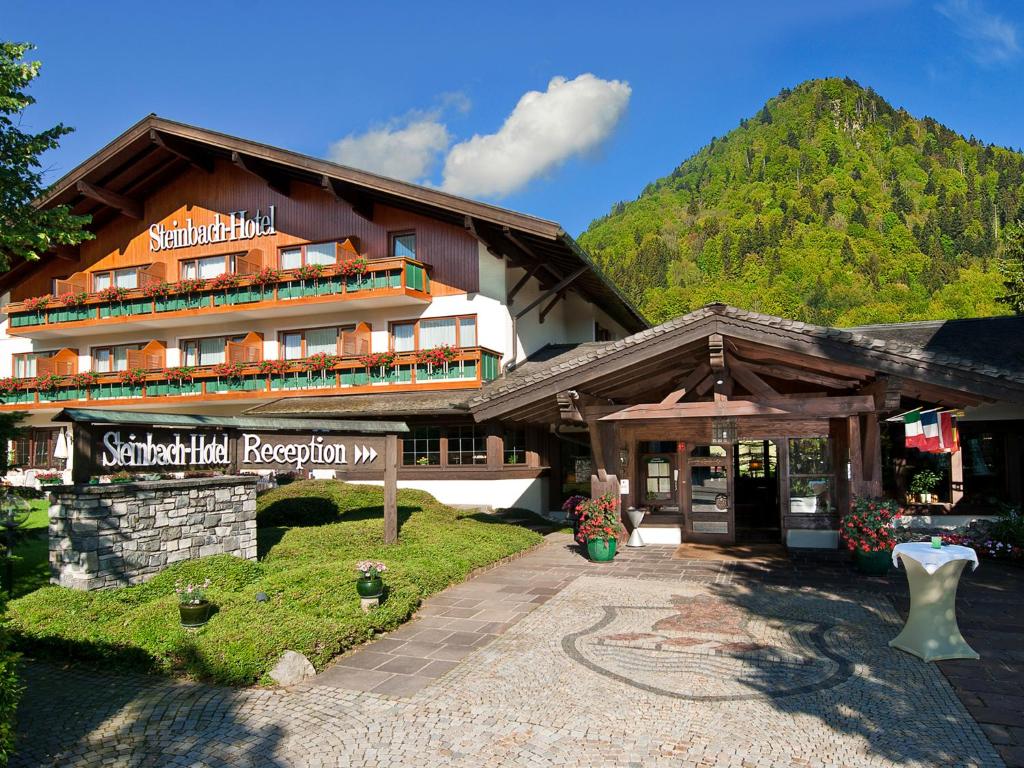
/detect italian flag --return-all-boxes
[904,410,925,449]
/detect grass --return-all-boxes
[4,500,50,600]
[7,482,542,686]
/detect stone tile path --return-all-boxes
[12,534,1020,767]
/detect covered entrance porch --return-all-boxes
[470,305,1024,548]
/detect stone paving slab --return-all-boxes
[10,534,1019,767]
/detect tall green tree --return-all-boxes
[0,42,92,269]
[998,221,1024,314]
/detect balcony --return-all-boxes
[4,258,431,339]
[0,346,501,411]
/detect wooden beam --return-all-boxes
[231,151,291,197]
[51,245,79,262]
[75,180,142,219]
[660,362,712,405]
[149,129,214,173]
[321,175,372,221]
[727,339,873,379]
[859,375,903,411]
[600,395,876,421]
[726,354,778,397]
[538,291,565,323]
[735,358,860,390]
[709,333,726,373]
[464,216,503,258]
[514,266,589,319]
[506,263,543,306]
[384,433,398,544]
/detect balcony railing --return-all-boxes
[5,258,430,330]
[0,346,501,409]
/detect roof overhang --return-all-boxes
[52,408,409,434]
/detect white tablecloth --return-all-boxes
[892,542,979,575]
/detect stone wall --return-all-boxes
[49,476,258,591]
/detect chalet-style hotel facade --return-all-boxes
[3,116,1024,548]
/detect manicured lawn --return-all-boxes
[6,499,50,599]
[7,482,542,685]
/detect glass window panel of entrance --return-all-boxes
[787,438,833,514]
[690,444,727,458]
[644,457,673,500]
[690,465,729,514]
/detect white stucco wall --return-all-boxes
[350,477,546,512]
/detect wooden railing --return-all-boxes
[5,257,431,330]
[0,346,502,409]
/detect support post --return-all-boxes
[950,448,964,507]
[384,433,398,544]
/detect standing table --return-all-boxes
[889,542,980,662]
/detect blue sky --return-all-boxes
[6,0,1024,235]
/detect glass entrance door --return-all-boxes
[685,444,733,542]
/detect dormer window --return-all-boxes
[391,232,416,259]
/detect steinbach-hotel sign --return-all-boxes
[99,430,381,472]
[148,206,276,253]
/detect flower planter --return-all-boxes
[854,548,892,576]
[587,537,617,562]
[356,576,384,598]
[179,601,212,628]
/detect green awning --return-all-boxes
[51,408,408,434]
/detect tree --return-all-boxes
[0,42,92,268]
[998,221,1024,314]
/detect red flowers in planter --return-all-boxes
[23,295,51,312]
[208,272,240,291]
[97,286,129,303]
[841,497,901,553]
[302,352,337,371]
[257,359,291,375]
[174,278,207,294]
[67,372,98,389]
[59,291,88,307]
[118,368,148,386]
[0,378,21,395]
[359,352,397,369]
[251,266,282,288]
[295,263,325,281]
[163,366,197,382]
[416,345,457,366]
[574,493,625,543]
[338,257,369,277]
[142,281,173,300]
[211,362,246,379]
[33,374,65,392]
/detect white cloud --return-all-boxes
[440,74,631,199]
[936,0,1020,65]
[327,115,450,183]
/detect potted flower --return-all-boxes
[118,368,148,388]
[257,359,291,376]
[23,294,51,315]
[59,291,88,308]
[302,352,337,372]
[251,266,282,299]
[36,471,63,485]
[841,497,900,575]
[97,285,129,303]
[176,578,212,627]
[142,281,173,301]
[338,256,369,278]
[576,493,625,562]
[562,494,589,541]
[355,561,386,598]
[110,470,135,484]
[359,351,396,382]
[33,374,64,394]
[909,470,941,503]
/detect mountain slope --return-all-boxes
[580,77,1024,326]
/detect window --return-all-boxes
[645,457,673,500]
[390,315,477,351]
[13,352,51,378]
[788,438,833,515]
[391,232,416,259]
[93,343,143,373]
[92,267,140,291]
[181,335,246,367]
[279,241,339,270]
[403,427,441,466]
[279,326,354,360]
[447,426,486,466]
[10,428,59,469]
[181,254,236,280]
[595,322,612,342]
[504,428,527,465]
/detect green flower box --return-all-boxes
[155,295,206,312]
[0,391,34,404]
[99,299,151,318]
[93,384,143,400]
[209,376,263,393]
[47,306,94,324]
[212,287,275,306]
[270,372,335,390]
[45,387,85,402]
[339,369,370,387]
[147,381,201,397]
[10,312,44,327]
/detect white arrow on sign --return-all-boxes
[351,445,378,465]
[354,445,363,464]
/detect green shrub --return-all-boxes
[0,597,22,766]
[9,481,541,686]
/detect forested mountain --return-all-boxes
[580,78,1024,326]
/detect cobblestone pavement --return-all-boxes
[13,536,1012,767]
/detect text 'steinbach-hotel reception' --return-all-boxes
[3,115,1023,548]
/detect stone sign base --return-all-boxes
[49,476,258,591]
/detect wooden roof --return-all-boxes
[470,304,1024,423]
[10,115,646,332]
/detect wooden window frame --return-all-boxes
[12,428,60,469]
[388,314,477,352]
[277,323,356,359]
[13,350,60,379]
[91,266,145,291]
[389,230,417,259]
[90,342,147,373]
[179,253,238,280]
[277,240,347,270]
[179,333,248,367]
[445,425,488,467]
